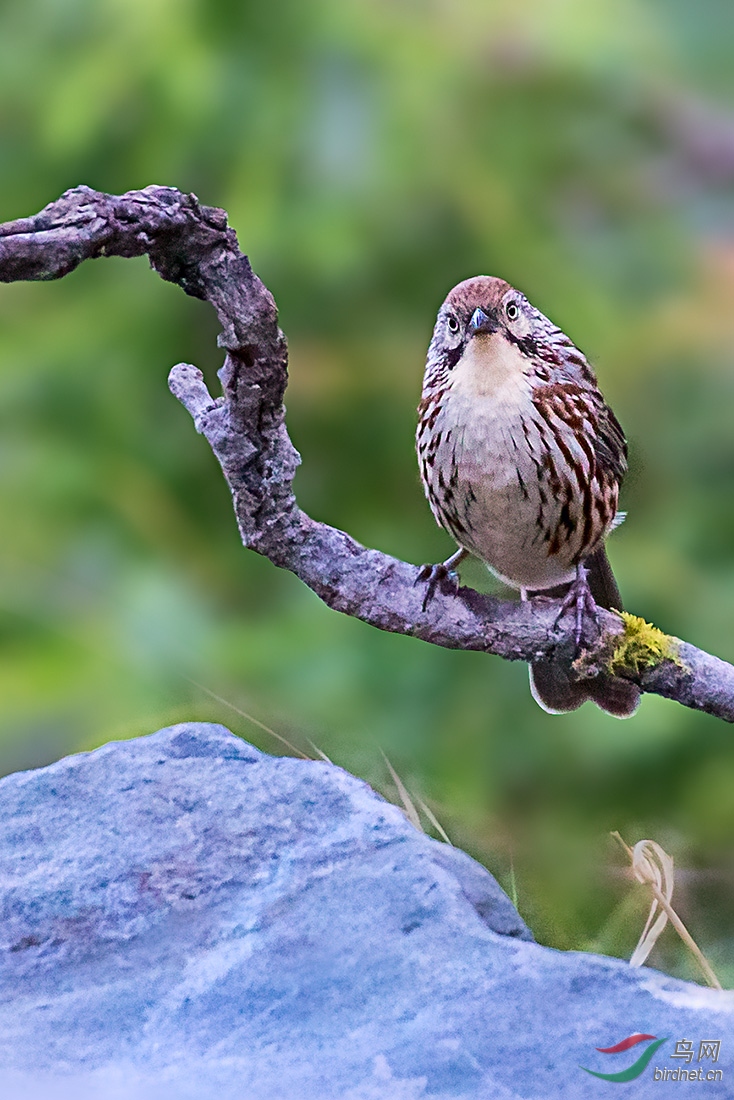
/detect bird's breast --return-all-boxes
[420,356,586,590]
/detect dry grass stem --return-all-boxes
[188,679,311,760]
[379,750,422,831]
[379,751,453,843]
[611,832,722,990]
[305,739,333,764]
[414,794,453,845]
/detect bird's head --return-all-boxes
[427,276,541,371]
[423,275,588,397]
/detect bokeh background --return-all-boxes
[1,0,733,986]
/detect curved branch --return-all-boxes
[2,185,733,721]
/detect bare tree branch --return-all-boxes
[2,185,733,722]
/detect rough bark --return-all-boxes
[2,185,733,721]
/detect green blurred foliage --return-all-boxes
[1,0,733,985]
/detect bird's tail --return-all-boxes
[529,547,640,719]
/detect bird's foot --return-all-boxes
[416,548,468,611]
[555,563,598,650]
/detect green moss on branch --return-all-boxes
[608,612,683,676]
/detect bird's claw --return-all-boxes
[555,563,599,650]
[416,562,460,612]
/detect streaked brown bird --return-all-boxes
[416,276,639,718]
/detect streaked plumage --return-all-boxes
[417,276,639,718]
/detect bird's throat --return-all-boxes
[453,333,527,401]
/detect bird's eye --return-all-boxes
[506,301,519,321]
[446,314,460,334]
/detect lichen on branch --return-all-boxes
[609,613,683,677]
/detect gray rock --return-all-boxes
[0,722,730,1099]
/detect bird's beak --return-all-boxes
[469,307,496,335]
